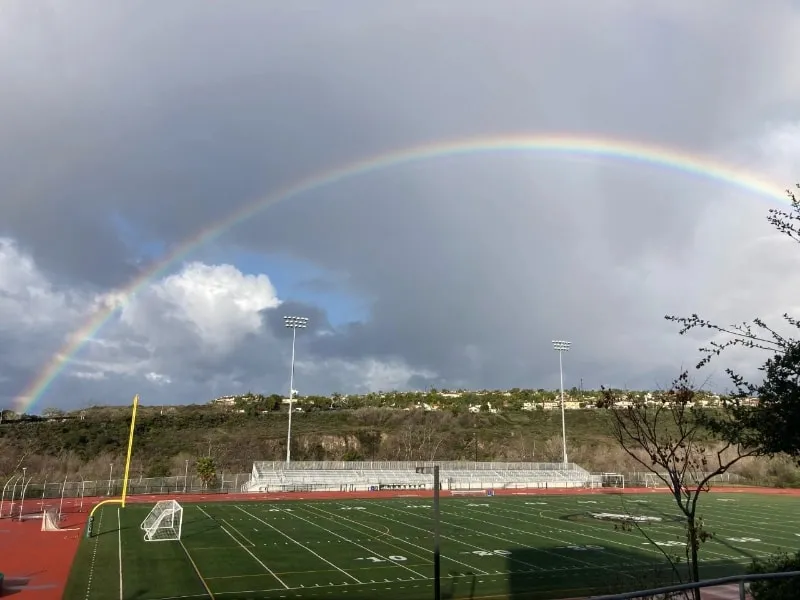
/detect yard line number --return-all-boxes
[355,556,408,562]
[556,545,605,551]
[460,550,512,557]
[645,541,685,547]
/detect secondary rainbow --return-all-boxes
[13,132,790,414]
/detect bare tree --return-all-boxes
[665,183,800,461]
[602,372,759,600]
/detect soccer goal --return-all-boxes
[601,473,625,489]
[643,473,662,488]
[140,500,183,542]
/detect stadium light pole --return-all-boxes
[552,340,571,466]
[284,316,309,465]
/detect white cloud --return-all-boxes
[114,262,281,356]
[145,371,171,385]
[296,357,437,394]
[0,238,82,329]
[0,243,431,407]
[71,371,107,380]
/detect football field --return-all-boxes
[64,492,800,600]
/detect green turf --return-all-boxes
[63,493,800,600]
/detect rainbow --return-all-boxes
[12,132,790,414]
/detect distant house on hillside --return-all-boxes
[211,396,237,405]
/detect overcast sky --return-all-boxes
[2,1,800,412]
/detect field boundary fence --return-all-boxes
[623,471,744,487]
[0,472,250,518]
[0,468,760,520]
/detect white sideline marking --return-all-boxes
[196,506,288,589]
[235,505,362,584]
[117,508,124,600]
[85,506,105,600]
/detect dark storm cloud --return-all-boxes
[1,1,799,408]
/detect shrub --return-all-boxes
[749,551,800,600]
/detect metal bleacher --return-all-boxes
[241,461,598,493]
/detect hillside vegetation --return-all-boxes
[2,398,797,487]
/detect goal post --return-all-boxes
[140,500,183,542]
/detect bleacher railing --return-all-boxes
[244,461,599,493]
[252,460,588,472]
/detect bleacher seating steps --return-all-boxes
[242,461,597,493]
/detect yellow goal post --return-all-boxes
[85,394,139,538]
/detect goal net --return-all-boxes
[41,508,61,531]
[140,500,183,542]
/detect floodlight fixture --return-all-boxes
[284,316,309,329]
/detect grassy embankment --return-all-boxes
[1,404,798,486]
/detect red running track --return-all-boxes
[1,485,796,599]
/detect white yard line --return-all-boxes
[301,503,437,565]
[495,498,779,559]
[317,503,491,575]
[366,503,555,572]
[235,505,362,584]
[477,498,742,561]
[195,506,289,589]
[218,518,255,547]
[117,508,124,600]
[283,506,426,578]
[459,502,699,562]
